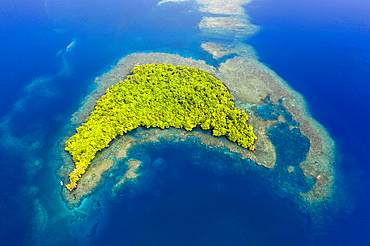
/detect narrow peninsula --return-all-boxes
[65,63,257,191]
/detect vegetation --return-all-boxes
[65,63,256,191]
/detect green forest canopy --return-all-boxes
[65,63,257,191]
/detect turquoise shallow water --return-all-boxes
[1,0,370,245]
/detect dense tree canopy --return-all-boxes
[65,63,256,191]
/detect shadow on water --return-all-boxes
[92,145,313,246]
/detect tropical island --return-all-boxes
[57,51,336,224]
[65,63,257,191]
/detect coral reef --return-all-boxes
[59,52,335,213]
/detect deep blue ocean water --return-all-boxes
[1,0,370,245]
[246,1,370,244]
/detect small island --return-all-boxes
[65,63,257,191]
[57,52,336,223]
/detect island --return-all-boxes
[57,52,336,224]
[64,63,257,191]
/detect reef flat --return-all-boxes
[58,52,335,215]
[157,0,189,5]
[158,0,258,39]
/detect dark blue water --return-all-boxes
[247,0,370,158]
[1,0,370,245]
[92,146,312,246]
[247,0,370,244]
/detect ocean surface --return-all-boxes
[1,0,369,245]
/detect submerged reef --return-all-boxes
[64,63,256,191]
[157,0,259,40]
[157,0,189,5]
[58,52,336,217]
